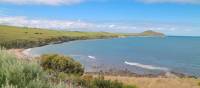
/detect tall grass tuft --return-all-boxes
[0,49,67,88]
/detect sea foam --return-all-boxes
[88,55,96,59]
[124,61,169,71]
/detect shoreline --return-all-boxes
[8,48,198,79]
[85,69,198,78]
[6,36,199,79]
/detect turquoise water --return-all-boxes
[28,36,200,76]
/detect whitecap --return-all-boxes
[88,55,96,59]
[124,61,169,71]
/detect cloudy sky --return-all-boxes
[0,0,200,36]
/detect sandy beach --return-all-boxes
[7,49,32,59]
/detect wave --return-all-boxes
[124,61,169,71]
[88,55,96,59]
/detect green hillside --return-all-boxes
[0,25,120,48]
[0,25,164,49]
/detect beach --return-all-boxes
[8,49,32,59]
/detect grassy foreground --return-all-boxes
[0,49,137,88]
[0,49,67,88]
[0,25,164,49]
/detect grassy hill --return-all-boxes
[0,25,164,49]
[0,25,121,49]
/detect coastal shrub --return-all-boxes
[39,54,84,76]
[0,49,68,88]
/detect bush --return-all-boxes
[0,49,67,88]
[39,54,84,76]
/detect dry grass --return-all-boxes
[105,76,200,88]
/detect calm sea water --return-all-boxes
[28,36,200,76]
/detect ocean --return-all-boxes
[28,36,200,77]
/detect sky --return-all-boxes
[0,0,200,36]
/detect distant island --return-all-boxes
[124,30,165,37]
[0,25,164,49]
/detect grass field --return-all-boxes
[105,76,200,88]
[0,25,164,49]
[0,25,121,48]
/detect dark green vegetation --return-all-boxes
[39,54,84,76]
[0,25,164,49]
[0,49,137,88]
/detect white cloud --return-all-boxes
[0,0,199,5]
[0,16,95,30]
[138,0,200,4]
[0,16,143,32]
[0,16,199,36]
[0,0,85,5]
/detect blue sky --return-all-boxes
[0,0,200,36]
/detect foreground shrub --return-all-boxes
[39,54,84,76]
[0,49,67,88]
